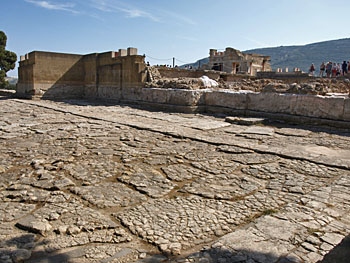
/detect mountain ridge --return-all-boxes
[183,38,350,73]
[245,38,350,72]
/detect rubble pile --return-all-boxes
[145,67,350,95]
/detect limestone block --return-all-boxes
[35,83,53,93]
[16,83,35,98]
[119,49,127,56]
[121,87,143,101]
[317,96,345,120]
[41,84,84,100]
[84,85,98,98]
[290,95,345,119]
[141,88,168,104]
[127,47,138,56]
[246,93,292,113]
[205,90,248,109]
[139,88,154,103]
[97,86,122,100]
[166,89,205,106]
[343,98,350,121]
[16,215,52,234]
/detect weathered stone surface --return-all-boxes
[225,116,265,125]
[181,173,265,200]
[118,165,176,198]
[70,182,147,208]
[16,215,52,234]
[0,97,349,262]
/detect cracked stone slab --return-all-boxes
[116,195,281,255]
[230,153,281,165]
[225,116,266,125]
[0,202,36,222]
[275,127,312,137]
[181,173,265,200]
[118,165,176,198]
[161,164,204,181]
[210,215,306,263]
[43,228,132,252]
[242,126,275,136]
[70,181,147,208]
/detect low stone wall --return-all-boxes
[205,90,350,121]
[157,67,221,80]
[102,87,350,125]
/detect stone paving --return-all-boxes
[0,96,350,263]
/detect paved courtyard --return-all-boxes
[0,96,349,263]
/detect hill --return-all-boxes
[180,57,209,69]
[245,38,350,73]
[182,38,350,73]
[5,77,18,85]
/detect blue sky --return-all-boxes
[2,0,350,77]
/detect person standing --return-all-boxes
[342,61,348,76]
[309,63,315,76]
[326,62,332,78]
[319,62,325,77]
[332,63,337,78]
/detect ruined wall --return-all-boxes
[157,67,221,80]
[17,48,147,100]
[134,88,350,124]
[87,49,147,101]
[17,51,84,99]
[204,91,350,121]
[15,49,350,125]
[257,71,310,82]
[206,47,271,76]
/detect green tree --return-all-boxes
[0,31,17,89]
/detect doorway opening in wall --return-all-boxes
[212,63,223,71]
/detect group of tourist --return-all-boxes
[309,61,350,77]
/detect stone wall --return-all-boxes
[204,91,350,122]
[257,71,311,82]
[15,50,350,125]
[84,50,146,100]
[157,67,221,80]
[205,47,271,75]
[17,51,85,99]
[116,87,350,124]
[16,49,146,100]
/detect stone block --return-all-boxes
[32,83,85,100]
[84,85,97,98]
[167,89,205,106]
[290,95,345,119]
[97,86,122,101]
[121,87,143,101]
[127,47,138,56]
[246,92,292,113]
[141,88,168,104]
[343,98,350,121]
[119,49,127,56]
[205,90,248,109]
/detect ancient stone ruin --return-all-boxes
[0,46,349,263]
[204,47,271,75]
[16,47,350,126]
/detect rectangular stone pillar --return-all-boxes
[127,47,138,56]
[119,49,127,56]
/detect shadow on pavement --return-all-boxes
[0,234,69,263]
[318,234,350,263]
[1,233,349,262]
[139,247,293,263]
